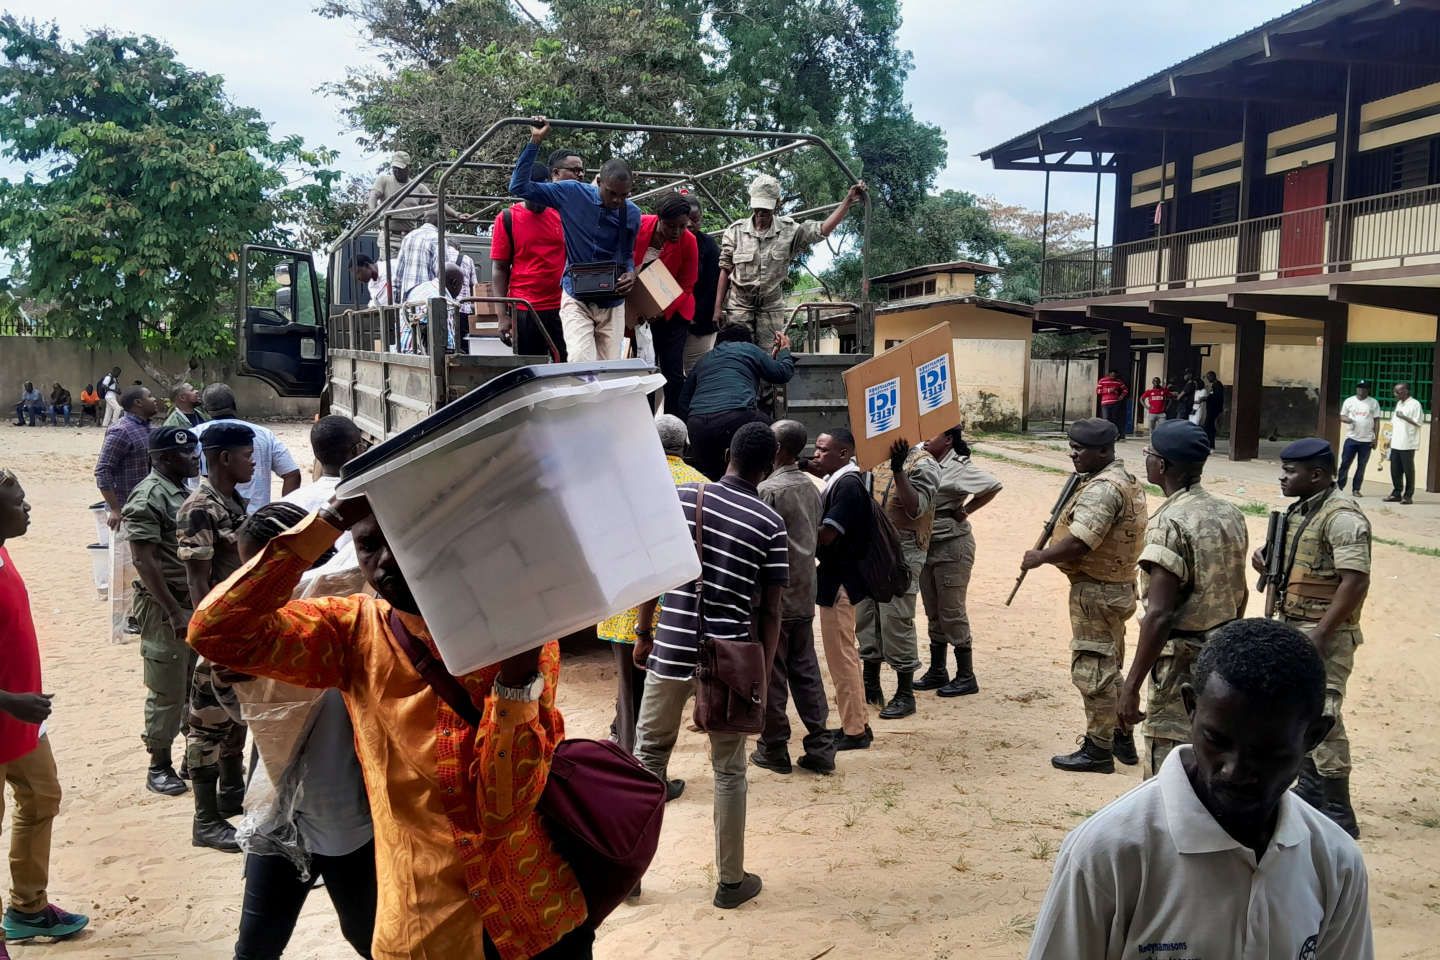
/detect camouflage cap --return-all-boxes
[747,174,781,211]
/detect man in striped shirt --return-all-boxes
[634,422,788,910]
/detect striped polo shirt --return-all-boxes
[647,476,789,681]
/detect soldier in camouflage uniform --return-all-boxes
[1252,437,1370,838]
[177,423,255,853]
[856,438,940,719]
[1120,420,1249,778]
[1021,419,1147,774]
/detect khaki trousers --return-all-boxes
[0,736,62,915]
[856,538,926,673]
[818,587,867,736]
[1284,618,1361,777]
[1142,634,1207,778]
[558,292,624,362]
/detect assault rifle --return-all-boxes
[1005,472,1083,607]
[1257,509,1288,618]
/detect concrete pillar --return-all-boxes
[1317,315,1348,450]
[1163,318,1191,386]
[1229,317,1264,461]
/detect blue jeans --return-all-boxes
[1336,437,1373,493]
[13,401,43,425]
[49,403,70,426]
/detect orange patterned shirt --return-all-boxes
[188,514,586,960]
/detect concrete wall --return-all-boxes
[1028,357,1100,422]
[0,337,317,420]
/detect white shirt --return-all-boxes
[279,475,352,556]
[1340,395,1382,443]
[1391,396,1424,451]
[191,418,301,513]
[1027,746,1373,960]
[367,259,393,306]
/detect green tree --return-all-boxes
[0,18,339,385]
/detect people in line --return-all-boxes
[1336,380,1380,496]
[752,419,835,776]
[162,382,208,430]
[12,382,43,427]
[914,425,1001,696]
[192,384,301,513]
[677,324,796,480]
[1021,418,1146,774]
[99,366,122,427]
[1385,381,1423,504]
[1095,370,1128,439]
[631,195,699,411]
[1138,377,1172,434]
[510,118,642,363]
[493,162,568,361]
[95,386,159,530]
[0,470,90,959]
[684,196,722,375]
[633,422,788,909]
[1027,619,1373,959]
[78,384,100,426]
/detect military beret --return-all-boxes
[200,422,255,450]
[149,426,198,452]
[1150,419,1211,462]
[1066,417,1118,447]
[1280,437,1334,462]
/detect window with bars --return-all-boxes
[1340,342,1433,412]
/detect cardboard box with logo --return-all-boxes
[841,323,959,469]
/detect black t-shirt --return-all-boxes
[816,471,871,606]
[690,230,722,335]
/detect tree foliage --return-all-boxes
[0,17,339,382]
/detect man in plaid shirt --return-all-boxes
[94,386,158,529]
[391,211,473,316]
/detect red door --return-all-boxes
[1279,163,1329,278]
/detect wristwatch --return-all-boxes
[494,673,543,702]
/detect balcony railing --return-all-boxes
[1041,182,1440,301]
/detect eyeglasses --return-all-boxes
[559,165,585,174]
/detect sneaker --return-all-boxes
[713,872,762,909]
[3,904,90,941]
[796,753,836,776]
[833,725,873,751]
[749,748,792,775]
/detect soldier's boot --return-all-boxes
[879,671,916,720]
[1321,775,1361,839]
[1051,736,1115,775]
[191,766,241,853]
[1292,757,1325,810]
[218,754,246,819]
[913,643,950,691]
[146,749,187,797]
[937,648,979,697]
[1111,728,1139,767]
[863,660,884,707]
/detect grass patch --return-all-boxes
[1003,914,1037,939]
[972,447,1070,476]
[1239,500,1271,517]
[1374,535,1440,559]
[1027,834,1057,861]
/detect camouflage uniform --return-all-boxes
[1051,459,1148,751]
[856,446,940,673]
[177,479,249,768]
[1138,484,1249,777]
[1277,489,1370,778]
[119,470,198,752]
[718,215,826,345]
[920,452,1003,651]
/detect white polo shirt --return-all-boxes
[1391,396,1424,451]
[1027,746,1372,960]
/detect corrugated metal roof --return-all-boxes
[871,260,1001,284]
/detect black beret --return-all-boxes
[149,426,198,452]
[1355,379,1370,390]
[1150,420,1211,462]
[1280,437,1334,462]
[1066,417,1118,447]
[201,422,256,450]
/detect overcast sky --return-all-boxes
[9,0,1298,243]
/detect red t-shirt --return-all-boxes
[1097,377,1128,407]
[1141,387,1174,415]
[632,214,700,321]
[0,547,42,764]
[490,204,565,312]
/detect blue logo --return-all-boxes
[865,377,901,439]
[915,355,951,415]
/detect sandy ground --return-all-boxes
[5,422,1440,959]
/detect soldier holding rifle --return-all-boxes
[1020,419,1147,774]
[1252,438,1371,838]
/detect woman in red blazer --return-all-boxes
[633,195,699,412]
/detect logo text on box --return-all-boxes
[865,377,901,439]
[915,355,952,416]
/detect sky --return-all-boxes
[5,0,1303,248]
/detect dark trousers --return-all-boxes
[759,618,836,765]
[1337,438,1374,493]
[650,316,689,414]
[1202,410,1220,449]
[1391,448,1417,499]
[687,408,769,481]
[1100,402,1126,438]
[484,926,595,959]
[234,841,378,960]
[516,307,567,362]
[610,642,646,754]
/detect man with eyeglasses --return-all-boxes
[548,149,586,181]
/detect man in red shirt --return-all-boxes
[1096,370,1130,439]
[1139,377,1174,434]
[493,161,567,361]
[0,471,88,955]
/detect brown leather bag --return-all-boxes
[689,484,768,735]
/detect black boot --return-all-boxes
[146,749,187,797]
[1112,728,1138,767]
[937,648,978,697]
[913,643,949,691]
[1292,757,1324,810]
[191,766,241,853]
[879,671,916,719]
[833,724,873,751]
[1051,737,1115,774]
[1321,775,1360,839]
[862,660,883,707]
[218,754,246,818]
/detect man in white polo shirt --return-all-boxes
[1027,618,1372,960]
[1384,382,1424,505]
[1336,380,1381,496]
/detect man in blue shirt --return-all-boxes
[510,117,642,362]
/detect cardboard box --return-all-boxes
[842,323,959,469]
[625,258,682,324]
[467,280,506,323]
